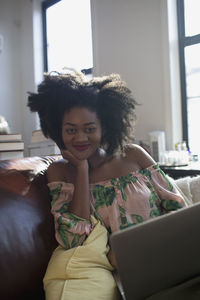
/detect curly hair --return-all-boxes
[27,71,137,155]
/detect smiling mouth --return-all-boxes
[73,145,90,151]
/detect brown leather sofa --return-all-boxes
[0,156,61,300]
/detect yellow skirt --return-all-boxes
[43,216,120,300]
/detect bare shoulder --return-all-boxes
[124,144,156,169]
[46,159,70,183]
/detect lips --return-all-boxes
[73,144,90,151]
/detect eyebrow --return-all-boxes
[63,122,96,126]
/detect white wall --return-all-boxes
[91,0,182,149]
[19,0,38,155]
[0,0,42,155]
[0,0,23,134]
[0,0,182,154]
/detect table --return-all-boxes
[160,162,200,179]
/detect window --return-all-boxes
[42,0,93,74]
[177,0,200,155]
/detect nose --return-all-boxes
[74,130,88,142]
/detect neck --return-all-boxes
[88,148,109,169]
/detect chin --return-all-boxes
[73,151,91,160]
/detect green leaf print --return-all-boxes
[119,173,138,186]
[153,164,159,170]
[121,216,128,225]
[146,181,153,190]
[149,191,160,208]
[117,174,138,201]
[57,214,76,229]
[150,209,161,218]
[139,168,152,179]
[118,205,140,230]
[57,216,86,249]
[119,205,129,229]
[61,212,89,228]
[56,202,69,214]
[58,216,81,249]
[71,234,82,248]
[120,223,135,230]
[111,178,118,185]
[93,185,116,210]
[58,225,70,249]
[161,199,183,211]
[119,205,126,214]
[158,169,174,191]
[120,187,127,201]
[165,176,174,192]
[50,183,62,207]
[131,214,144,224]
[93,210,103,224]
[66,212,88,223]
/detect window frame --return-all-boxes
[42,0,93,75]
[42,0,61,72]
[177,0,200,148]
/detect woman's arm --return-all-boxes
[125,143,156,169]
[47,154,92,249]
[47,150,90,220]
[125,144,186,209]
[67,159,90,220]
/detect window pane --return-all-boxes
[46,0,93,72]
[185,44,200,98]
[187,98,200,154]
[185,44,200,154]
[184,0,200,36]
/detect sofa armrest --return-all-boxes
[0,156,60,299]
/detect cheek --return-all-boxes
[94,131,102,144]
[62,132,70,144]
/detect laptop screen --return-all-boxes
[110,203,200,299]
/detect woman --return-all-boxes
[28,72,186,299]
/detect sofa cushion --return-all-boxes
[0,156,60,299]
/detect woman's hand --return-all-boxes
[61,149,88,170]
[61,149,90,219]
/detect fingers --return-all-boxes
[61,149,75,161]
[60,149,88,169]
[61,149,70,157]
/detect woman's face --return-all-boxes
[62,107,102,160]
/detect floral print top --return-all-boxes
[48,164,186,249]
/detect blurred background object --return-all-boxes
[0,115,10,135]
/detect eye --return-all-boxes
[84,127,96,133]
[66,128,76,134]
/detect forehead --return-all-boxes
[62,107,100,125]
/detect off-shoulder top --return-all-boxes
[48,164,186,249]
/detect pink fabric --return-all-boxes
[48,164,186,249]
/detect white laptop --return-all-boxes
[110,203,200,300]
